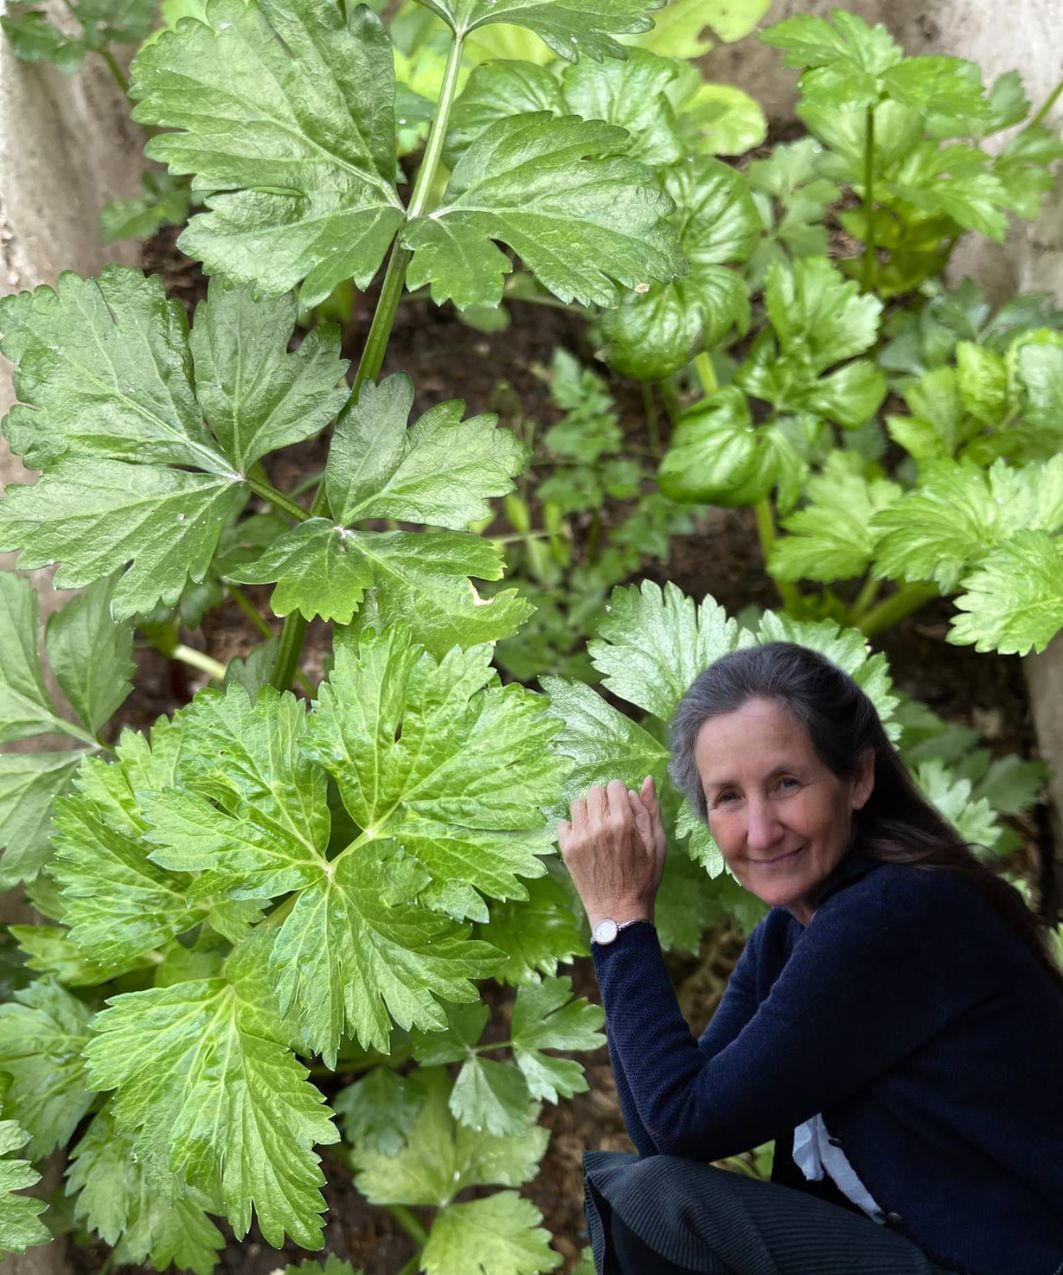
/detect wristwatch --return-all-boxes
[592,917,650,946]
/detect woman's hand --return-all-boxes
[557,776,667,929]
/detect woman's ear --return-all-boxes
[851,747,875,811]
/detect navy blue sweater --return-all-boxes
[592,844,1063,1275]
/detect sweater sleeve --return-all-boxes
[591,868,1005,1162]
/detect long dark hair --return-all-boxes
[669,640,1063,998]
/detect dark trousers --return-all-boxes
[585,1152,961,1275]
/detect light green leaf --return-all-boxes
[771,454,903,583]
[306,629,565,911]
[0,1116,49,1254]
[0,978,94,1159]
[914,759,1000,850]
[672,79,767,157]
[871,457,1063,592]
[627,0,771,56]
[956,340,1008,426]
[601,158,757,381]
[188,279,350,472]
[51,721,203,966]
[450,1056,533,1136]
[0,753,82,889]
[475,873,586,985]
[67,1106,225,1275]
[588,580,754,721]
[422,1192,562,1275]
[353,1068,548,1206]
[762,255,882,370]
[541,675,668,803]
[413,0,663,62]
[412,1003,491,1065]
[403,114,683,309]
[84,939,339,1250]
[131,0,405,306]
[326,376,526,529]
[511,976,604,1102]
[11,924,155,988]
[99,169,192,246]
[950,531,1063,656]
[268,847,502,1063]
[44,577,135,735]
[446,61,564,164]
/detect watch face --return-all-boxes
[593,918,619,945]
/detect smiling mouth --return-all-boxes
[752,846,804,865]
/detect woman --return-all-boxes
[558,641,1063,1275]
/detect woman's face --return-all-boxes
[694,697,874,925]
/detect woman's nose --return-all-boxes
[745,798,783,853]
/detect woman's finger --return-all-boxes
[570,797,587,829]
[607,778,631,821]
[627,789,654,851]
[586,784,607,823]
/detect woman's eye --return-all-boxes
[777,777,799,791]
[715,792,736,805]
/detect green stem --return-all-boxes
[694,351,717,398]
[389,1205,429,1246]
[245,473,309,522]
[396,1252,423,1275]
[228,584,273,640]
[642,382,661,457]
[100,48,128,95]
[849,573,881,622]
[861,103,877,292]
[753,498,801,611]
[857,583,938,638]
[1028,74,1063,130]
[270,29,467,696]
[97,1253,116,1275]
[172,644,228,683]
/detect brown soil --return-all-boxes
[64,223,1047,1275]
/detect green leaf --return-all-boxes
[413,0,664,62]
[0,268,348,619]
[131,0,405,306]
[334,1069,427,1156]
[67,1106,226,1275]
[670,78,767,157]
[0,978,94,1159]
[235,375,529,640]
[541,675,668,803]
[99,170,192,246]
[588,580,754,721]
[475,874,586,985]
[51,722,203,966]
[601,158,757,381]
[327,376,526,528]
[11,924,155,989]
[0,751,83,891]
[352,1067,548,1205]
[771,454,903,583]
[450,1056,533,1135]
[269,843,503,1063]
[561,47,683,164]
[972,753,1046,816]
[761,255,882,370]
[627,0,771,57]
[84,939,340,1250]
[1,0,155,70]
[402,114,683,309]
[305,630,565,913]
[871,457,1063,592]
[0,462,247,623]
[950,531,1063,656]
[914,759,1000,850]
[422,1192,562,1275]
[955,341,1008,426]
[45,577,135,735]
[0,574,59,745]
[0,1116,49,1254]
[511,976,604,1102]
[188,279,350,473]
